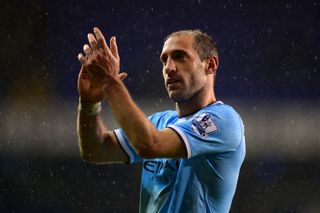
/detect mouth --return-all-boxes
[166,79,181,90]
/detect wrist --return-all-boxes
[103,77,123,96]
[78,99,102,115]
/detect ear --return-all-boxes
[205,56,218,74]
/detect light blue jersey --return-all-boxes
[114,101,246,213]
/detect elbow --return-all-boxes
[136,146,156,159]
[80,151,94,163]
[80,149,101,164]
[78,137,104,164]
[135,138,159,159]
[131,128,160,158]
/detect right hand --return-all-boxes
[77,66,127,103]
[77,27,127,103]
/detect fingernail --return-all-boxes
[94,27,98,32]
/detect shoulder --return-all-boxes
[203,101,242,124]
[148,110,178,124]
[192,101,244,147]
[171,102,244,156]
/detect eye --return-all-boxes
[172,51,186,61]
[160,55,168,65]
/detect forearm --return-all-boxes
[104,79,158,155]
[77,106,108,160]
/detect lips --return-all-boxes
[167,79,179,84]
[166,78,181,90]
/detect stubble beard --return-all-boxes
[168,83,205,104]
[167,87,192,103]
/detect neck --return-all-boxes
[176,88,216,117]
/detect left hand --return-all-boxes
[78,27,124,87]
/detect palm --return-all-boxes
[77,66,105,103]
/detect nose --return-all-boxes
[164,57,176,75]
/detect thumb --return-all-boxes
[118,72,128,81]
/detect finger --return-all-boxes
[78,53,86,64]
[87,33,99,51]
[83,44,92,56]
[119,72,127,81]
[110,36,119,59]
[93,27,113,57]
[94,27,108,50]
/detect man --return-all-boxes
[77,27,246,213]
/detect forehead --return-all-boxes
[161,34,195,55]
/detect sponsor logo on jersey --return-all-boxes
[143,160,179,174]
[190,112,217,138]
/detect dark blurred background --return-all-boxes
[0,0,319,212]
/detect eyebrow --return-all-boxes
[160,49,188,62]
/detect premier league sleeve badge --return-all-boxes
[190,112,217,138]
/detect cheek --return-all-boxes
[162,70,167,85]
[188,63,205,83]
[189,71,205,88]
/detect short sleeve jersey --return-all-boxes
[114,101,246,213]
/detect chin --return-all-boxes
[168,91,188,103]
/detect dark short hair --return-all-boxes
[164,30,218,61]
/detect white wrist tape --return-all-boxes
[79,101,102,115]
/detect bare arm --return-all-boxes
[77,107,128,164]
[105,79,187,158]
[76,38,129,164]
[78,27,187,159]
